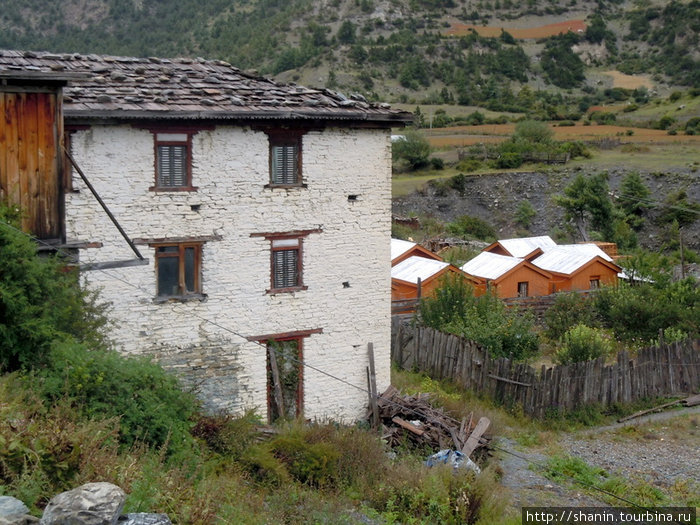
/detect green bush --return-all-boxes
[515,200,536,229]
[544,292,598,340]
[455,158,482,172]
[37,342,198,455]
[447,215,497,242]
[430,156,445,170]
[421,279,539,361]
[269,433,340,487]
[593,279,699,344]
[392,130,431,171]
[495,151,523,169]
[555,324,614,364]
[0,206,110,372]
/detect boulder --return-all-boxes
[40,483,126,525]
[117,514,171,525]
[0,496,37,524]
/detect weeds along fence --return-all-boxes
[391,319,700,417]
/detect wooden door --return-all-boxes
[0,90,62,240]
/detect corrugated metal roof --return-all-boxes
[498,235,557,257]
[0,50,412,124]
[391,256,449,284]
[461,252,523,280]
[531,245,612,275]
[391,238,416,261]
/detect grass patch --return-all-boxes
[541,454,694,508]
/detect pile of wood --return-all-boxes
[370,386,491,457]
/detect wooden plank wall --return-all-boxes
[391,319,700,417]
[0,90,61,239]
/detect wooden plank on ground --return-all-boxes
[682,394,700,407]
[617,399,683,423]
[392,417,425,436]
[461,416,490,458]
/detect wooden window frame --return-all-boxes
[517,281,529,298]
[589,277,600,289]
[265,129,305,189]
[251,229,321,295]
[149,130,197,192]
[152,241,204,301]
[270,236,306,294]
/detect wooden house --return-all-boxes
[461,251,553,298]
[531,245,621,292]
[391,237,442,265]
[391,256,478,301]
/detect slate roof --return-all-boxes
[461,252,524,280]
[0,49,412,124]
[391,256,450,284]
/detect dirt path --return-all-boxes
[496,407,700,510]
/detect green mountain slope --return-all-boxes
[0,0,697,105]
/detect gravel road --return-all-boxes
[496,406,700,509]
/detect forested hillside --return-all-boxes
[0,0,697,106]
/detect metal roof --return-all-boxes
[391,256,449,284]
[0,50,412,124]
[557,243,614,262]
[531,245,614,275]
[497,235,557,258]
[461,252,523,280]
[391,238,416,262]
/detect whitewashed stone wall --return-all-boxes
[65,124,392,421]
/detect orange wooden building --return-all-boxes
[461,251,553,299]
[391,237,442,265]
[531,245,621,292]
[391,255,478,301]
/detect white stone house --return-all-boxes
[0,50,411,422]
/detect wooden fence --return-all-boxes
[391,319,700,417]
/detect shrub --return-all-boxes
[495,151,523,169]
[455,158,481,172]
[555,324,614,364]
[269,433,340,487]
[0,206,111,372]
[430,156,444,170]
[593,279,699,344]
[513,119,554,144]
[37,342,198,455]
[544,292,598,340]
[421,280,539,361]
[515,200,536,229]
[392,130,431,171]
[447,215,497,242]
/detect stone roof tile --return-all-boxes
[0,49,412,124]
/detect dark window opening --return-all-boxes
[155,243,202,298]
[517,281,529,298]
